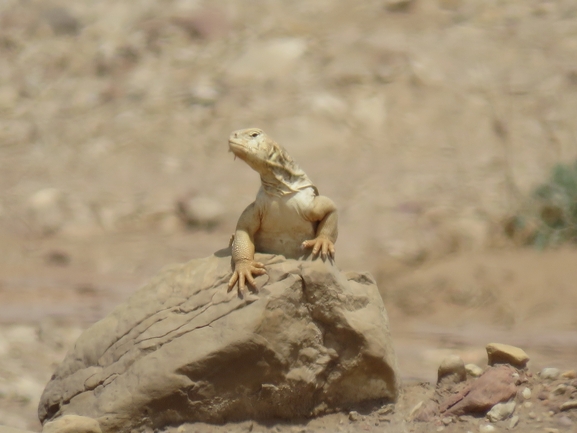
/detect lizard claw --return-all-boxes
[228,260,267,297]
[302,237,335,260]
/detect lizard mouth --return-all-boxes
[228,139,248,161]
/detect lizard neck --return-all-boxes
[259,167,318,197]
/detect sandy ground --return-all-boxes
[1,0,577,431]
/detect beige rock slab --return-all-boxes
[486,343,529,368]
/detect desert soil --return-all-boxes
[1,0,577,431]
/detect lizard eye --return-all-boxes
[249,131,260,138]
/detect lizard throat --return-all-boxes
[260,170,318,197]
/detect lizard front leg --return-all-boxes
[302,195,338,259]
[228,202,266,296]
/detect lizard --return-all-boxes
[227,128,338,296]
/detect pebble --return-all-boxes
[348,411,360,421]
[176,195,224,229]
[465,363,484,377]
[540,367,561,380]
[551,384,567,396]
[485,343,529,369]
[385,0,414,12]
[378,404,394,415]
[442,416,452,425]
[27,188,69,235]
[522,387,531,399]
[544,429,559,433]
[438,355,466,384]
[43,7,81,35]
[561,370,577,379]
[558,415,573,426]
[523,401,533,408]
[486,400,516,422]
[509,415,520,429]
[560,400,577,411]
[479,424,495,433]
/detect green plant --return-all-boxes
[530,160,577,248]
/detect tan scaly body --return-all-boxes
[227,128,338,295]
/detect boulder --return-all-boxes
[39,251,399,433]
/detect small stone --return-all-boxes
[509,415,520,429]
[27,188,69,235]
[409,401,423,419]
[438,355,466,384]
[487,400,516,422]
[436,427,445,432]
[561,370,577,379]
[528,411,537,419]
[465,364,484,377]
[348,411,360,421]
[538,391,549,400]
[486,343,529,369]
[479,424,495,433]
[558,415,573,426]
[544,429,559,433]
[442,416,452,425]
[540,368,561,380]
[45,250,71,266]
[385,0,414,12]
[560,400,577,411]
[523,401,533,408]
[43,7,81,35]
[378,404,394,415]
[176,194,224,229]
[170,8,229,40]
[552,384,567,396]
[522,387,532,399]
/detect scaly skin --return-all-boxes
[227,128,338,296]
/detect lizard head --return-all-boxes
[228,128,316,196]
[228,128,293,175]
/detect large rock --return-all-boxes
[39,251,399,433]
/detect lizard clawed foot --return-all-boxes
[302,237,335,260]
[228,260,267,297]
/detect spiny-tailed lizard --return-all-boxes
[227,128,338,296]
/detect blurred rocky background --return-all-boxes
[1,0,577,431]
